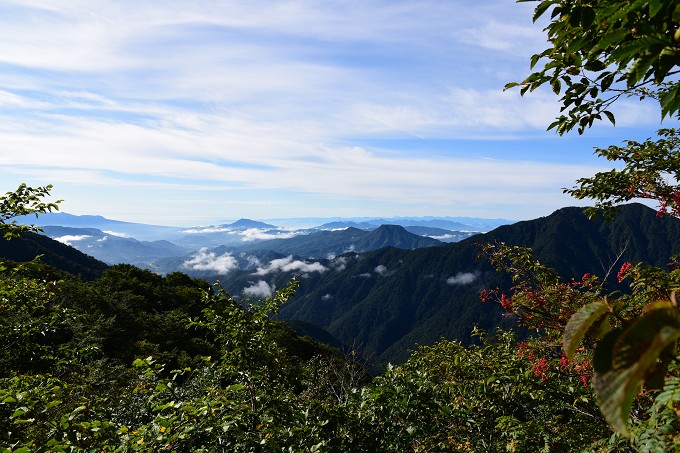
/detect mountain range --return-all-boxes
[4,204,677,367]
[25,213,492,266]
[172,204,680,365]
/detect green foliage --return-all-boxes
[508,0,680,134]
[564,299,610,360]
[484,243,680,445]
[508,1,680,443]
[0,259,66,376]
[565,128,680,219]
[0,184,61,240]
[343,330,605,452]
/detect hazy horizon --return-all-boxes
[23,209,516,229]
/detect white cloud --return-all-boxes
[244,254,262,268]
[240,228,304,242]
[243,280,273,298]
[182,247,238,273]
[321,293,333,301]
[254,256,327,276]
[102,230,129,237]
[331,256,348,271]
[54,234,91,245]
[457,19,544,53]
[357,272,372,278]
[181,226,234,234]
[373,264,394,277]
[446,272,478,286]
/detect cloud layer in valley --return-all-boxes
[243,280,274,298]
[446,272,478,286]
[254,256,327,276]
[182,248,238,273]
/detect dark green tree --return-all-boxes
[508,0,680,134]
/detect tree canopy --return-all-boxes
[0,184,61,240]
[508,0,680,134]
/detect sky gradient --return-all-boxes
[0,0,674,226]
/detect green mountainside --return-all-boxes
[212,204,680,365]
[0,231,108,280]
[230,224,442,258]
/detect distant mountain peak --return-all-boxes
[229,219,278,230]
[359,224,442,249]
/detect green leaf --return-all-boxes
[564,300,609,360]
[600,72,615,91]
[580,6,596,28]
[660,83,680,120]
[44,399,62,411]
[592,329,634,434]
[594,309,680,434]
[591,29,630,54]
[132,358,146,368]
[649,0,664,18]
[628,54,656,86]
[533,0,555,22]
[584,59,606,72]
[603,110,615,126]
[11,407,28,418]
[551,78,561,94]
[611,308,680,371]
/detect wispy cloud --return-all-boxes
[446,272,478,286]
[331,256,348,271]
[182,247,238,273]
[103,230,129,238]
[240,228,304,242]
[254,256,327,276]
[54,234,91,246]
[374,264,396,277]
[181,227,235,234]
[243,280,273,298]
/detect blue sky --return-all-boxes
[0,0,673,226]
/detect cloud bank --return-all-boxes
[55,235,91,246]
[243,280,274,298]
[182,248,238,273]
[446,272,478,286]
[254,256,327,276]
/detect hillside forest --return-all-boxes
[3,0,680,451]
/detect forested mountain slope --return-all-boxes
[228,224,443,258]
[0,231,108,280]
[216,204,680,365]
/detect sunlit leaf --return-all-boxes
[564,300,609,360]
